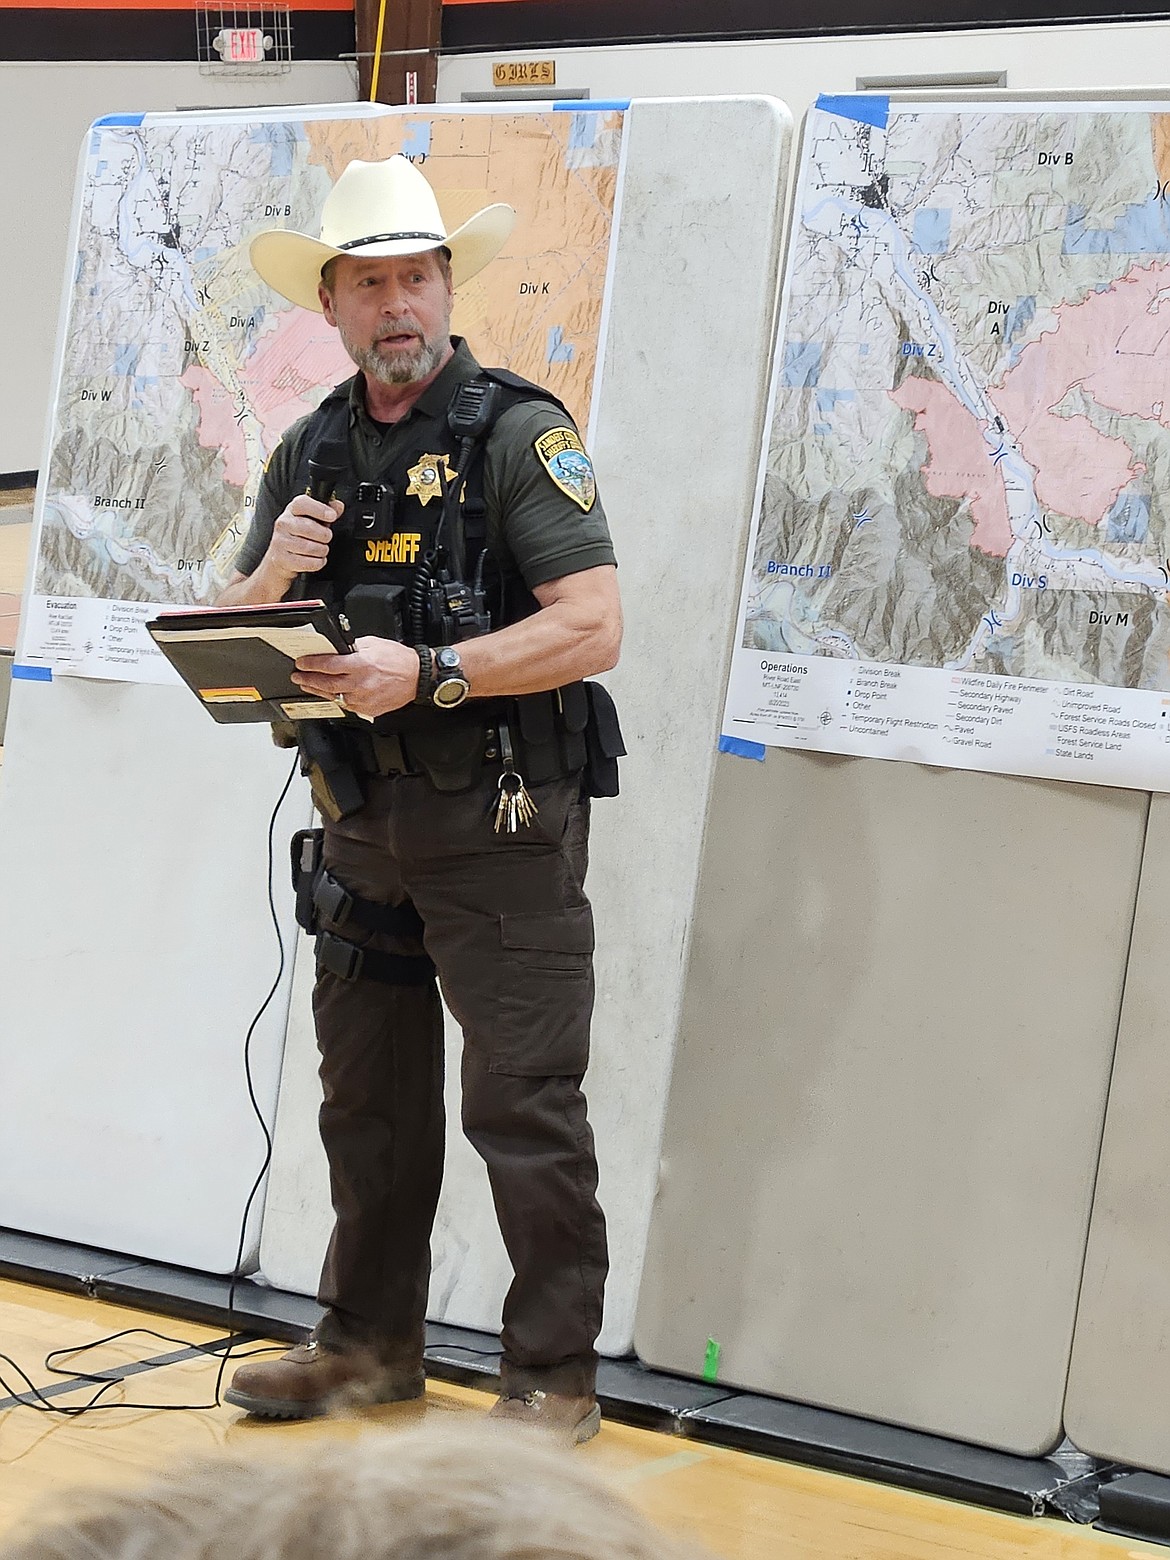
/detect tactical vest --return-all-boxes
[285,368,623,798]
[291,366,568,650]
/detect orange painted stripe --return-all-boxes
[0,0,350,9]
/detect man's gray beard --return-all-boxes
[344,324,448,386]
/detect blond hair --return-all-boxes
[0,1420,712,1560]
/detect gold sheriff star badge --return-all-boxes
[405,453,454,507]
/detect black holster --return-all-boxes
[291,828,325,932]
[297,722,366,822]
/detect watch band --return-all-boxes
[413,645,435,704]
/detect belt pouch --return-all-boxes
[557,681,589,775]
[406,719,487,794]
[514,690,583,784]
[583,682,625,798]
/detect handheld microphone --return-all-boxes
[291,438,349,601]
[306,438,348,504]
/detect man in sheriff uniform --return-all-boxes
[217,155,623,1443]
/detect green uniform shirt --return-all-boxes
[237,338,617,590]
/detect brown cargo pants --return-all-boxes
[310,768,608,1398]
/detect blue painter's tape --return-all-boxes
[553,100,629,112]
[12,664,52,683]
[93,114,145,127]
[719,734,766,762]
[814,94,889,130]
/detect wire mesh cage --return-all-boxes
[195,3,293,74]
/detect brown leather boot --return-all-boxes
[488,1389,601,1444]
[224,1339,424,1420]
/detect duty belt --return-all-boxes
[343,727,493,778]
[355,730,420,777]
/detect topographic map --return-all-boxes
[22,106,623,681]
[723,98,1170,790]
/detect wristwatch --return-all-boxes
[431,645,471,709]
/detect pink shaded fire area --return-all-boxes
[181,310,353,488]
[889,375,1013,556]
[987,264,1170,524]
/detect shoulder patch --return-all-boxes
[533,427,596,513]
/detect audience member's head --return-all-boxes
[0,1420,713,1560]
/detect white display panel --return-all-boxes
[636,749,1146,1454]
[257,95,793,1352]
[0,673,311,1269]
[722,93,1170,792]
[1064,791,1170,1472]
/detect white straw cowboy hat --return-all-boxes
[250,154,515,312]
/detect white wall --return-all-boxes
[1,60,356,477]
[438,20,1170,117]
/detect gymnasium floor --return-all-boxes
[0,1277,1162,1560]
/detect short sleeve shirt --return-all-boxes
[237,338,616,591]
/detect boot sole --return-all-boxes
[223,1381,425,1421]
[574,1403,602,1444]
[223,1384,328,1420]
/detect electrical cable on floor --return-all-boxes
[0,754,301,1416]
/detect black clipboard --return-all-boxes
[145,600,354,724]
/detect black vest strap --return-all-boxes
[456,369,571,626]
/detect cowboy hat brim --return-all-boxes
[250,203,516,313]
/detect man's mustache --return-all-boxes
[375,322,423,342]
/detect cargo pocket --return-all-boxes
[491,903,596,1076]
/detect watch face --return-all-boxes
[435,647,462,673]
[432,676,470,709]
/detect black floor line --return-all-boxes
[0,1333,248,1414]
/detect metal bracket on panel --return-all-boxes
[461,88,591,102]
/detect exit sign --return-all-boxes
[213,27,269,62]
